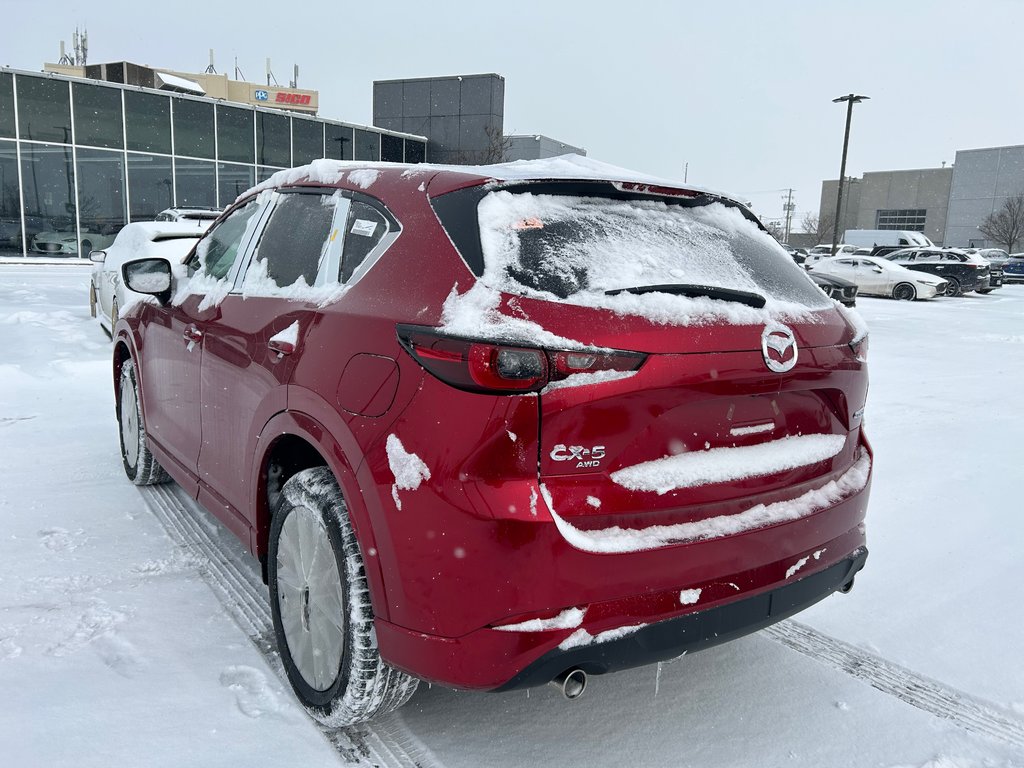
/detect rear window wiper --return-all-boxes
[604,283,767,308]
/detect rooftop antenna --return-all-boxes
[289,63,298,89]
[266,58,279,87]
[204,49,217,74]
[58,41,75,66]
[234,56,245,81]
[73,26,88,66]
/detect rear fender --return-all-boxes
[250,406,389,621]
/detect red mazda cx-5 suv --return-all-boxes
[113,157,871,726]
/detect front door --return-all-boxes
[141,197,265,491]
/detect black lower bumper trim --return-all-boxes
[495,548,868,692]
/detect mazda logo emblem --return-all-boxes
[761,324,798,373]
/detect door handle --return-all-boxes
[183,325,203,345]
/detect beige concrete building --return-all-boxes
[44,61,319,115]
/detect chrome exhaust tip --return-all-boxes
[550,668,587,700]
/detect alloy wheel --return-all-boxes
[275,504,346,691]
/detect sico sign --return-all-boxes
[275,92,312,105]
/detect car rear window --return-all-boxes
[474,190,830,308]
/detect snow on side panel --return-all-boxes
[679,589,702,605]
[541,450,871,554]
[440,282,593,350]
[492,608,585,633]
[610,434,846,495]
[540,369,638,393]
[240,258,348,307]
[385,434,431,511]
[269,321,299,348]
[558,622,647,651]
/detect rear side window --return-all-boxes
[252,192,341,287]
[341,201,388,282]
[475,191,830,309]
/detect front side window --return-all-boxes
[194,199,262,280]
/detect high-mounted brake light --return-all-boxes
[397,325,646,394]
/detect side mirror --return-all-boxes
[872,267,883,274]
[89,249,107,263]
[123,257,172,303]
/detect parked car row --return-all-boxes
[795,241,1014,301]
[1005,253,1024,282]
[809,255,948,301]
[14,207,222,258]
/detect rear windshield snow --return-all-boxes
[476,191,830,321]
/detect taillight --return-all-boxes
[397,325,646,394]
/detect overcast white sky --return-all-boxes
[3,0,1022,230]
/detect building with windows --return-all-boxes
[944,144,1024,248]
[0,66,427,258]
[818,167,952,246]
[506,134,586,161]
[372,74,585,165]
[818,144,1024,248]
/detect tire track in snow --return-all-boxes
[764,620,1024,750]
[140,484,441,768]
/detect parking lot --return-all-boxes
[1,265,1022,767]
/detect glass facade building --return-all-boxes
[0,68,427,258]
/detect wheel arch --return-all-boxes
[251,410,389,621]
[112,337,135,413]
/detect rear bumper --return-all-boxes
[497,547,867,691]
[375,512,869,690]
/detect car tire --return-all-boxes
[977,288,993,294]
[269,467,419,727]
[89,282,97,318]
[117,359,171,485]
[892,282,917,301]
[944,277,961,297]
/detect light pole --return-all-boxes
[830,94,869,256]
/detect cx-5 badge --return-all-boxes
[761,323,798,373]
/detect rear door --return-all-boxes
[196,189,350,528]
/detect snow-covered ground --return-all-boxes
[1,265,1021,767]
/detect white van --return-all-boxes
[843,229,934,248]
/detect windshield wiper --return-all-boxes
[604,283,767,308]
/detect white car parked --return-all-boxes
[809,255,948,300]
[804,243,859,269]
[89,221,211,332]
[154,207,222,223]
